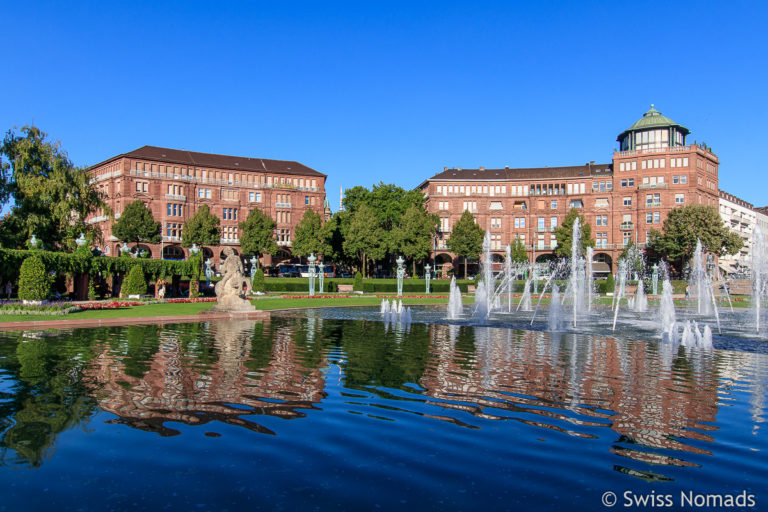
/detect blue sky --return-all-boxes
[2,1,767,210]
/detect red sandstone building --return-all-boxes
[86,145,327,267]
[418,106,720,274]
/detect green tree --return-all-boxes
[121,265,147,297]
[342,182,426,254]
[446,210,485,279]
[251,268,266,293]
[112,200,161,249]
[18,255,50,301]
[648,205,743,271]
[553,208,595,257]
[292,208,327,259]
[509,238,529,263]
[0,126,107,249]
[392,204,438,275]
[343,204,386,276]
[239,208,278,267]
[182,204,220,248]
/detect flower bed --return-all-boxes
[280,295,351,299]
[79,301,148,310]
[165,297,217,303]
[375,295,450,299]
[0,302,82,316]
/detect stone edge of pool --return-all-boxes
[0,311,272,331]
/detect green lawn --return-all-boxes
[0,295,459,323]
[0,293,752,323]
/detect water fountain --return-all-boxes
[447,276,463,320]
[752,226,766,334]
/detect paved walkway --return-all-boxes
[0,310,270,331]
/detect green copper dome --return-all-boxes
[617,105,690,149]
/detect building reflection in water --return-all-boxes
[421,323,744,471]
[86,319,327,436]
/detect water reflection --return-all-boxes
[0,311,765,486]
[85,320,327,436]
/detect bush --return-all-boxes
[18,255,50,302]
[190,272,199,298]
[252,269,265,293]
[353,272,363,291]
[596,274,615,294]
[122,265,147,296]
[87,276,97,301]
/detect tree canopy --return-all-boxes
[181,204,220,248]
[343,204,386,276]
[648,205,743,268]
[446,210,485,278]
[391,204,438,275]
[292,208,328,258]
[238,208,278,265]
[112,200,161,247]
[509,238,529,264]
[0,126,107,250]
[553,208,595,257]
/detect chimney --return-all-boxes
[479,166,484,171]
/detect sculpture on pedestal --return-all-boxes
[205,247,255,313]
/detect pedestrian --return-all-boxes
[685,285,690,298]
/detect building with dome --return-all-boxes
[418,106,721,275]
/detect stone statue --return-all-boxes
[206,247,255,313]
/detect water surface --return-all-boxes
[0,308,765,511]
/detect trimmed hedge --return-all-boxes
[252,269,265,293]
[122,265,148,296]
[18,255,50,301]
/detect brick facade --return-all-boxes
[86,146,327,269]
[419,108,720,274]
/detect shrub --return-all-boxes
[353,272,363,291]
[87,276,97,301]
[122,265,147,296]
[190,272,199,298]
[18,255,50,302]
[252,268,265,293]
[596,274,616,294]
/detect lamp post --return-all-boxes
[75,233,87,248]
[308,253,317,297]
[396,256,405,297]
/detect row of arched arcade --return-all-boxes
[432,252,615,278]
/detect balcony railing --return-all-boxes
[165,194,187,201]
[275,202,292,208]
[615,145,698,158]
[163,236,182,242]
[220,237,240,244]
[89,170,123,184]
[87,215,109,224]
[127,169,321,192]
[277,240,292,247]
[644,201,662,208]
[620,222,634,230]
[638,183,668,190]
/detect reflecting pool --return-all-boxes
[0,307,765,511]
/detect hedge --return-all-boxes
[18,255,51,301]
[0,248,195,283]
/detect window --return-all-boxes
[620,178,635,188]
[550,200,557,209]
[514,217,525,229]
[596,215,608,226]
[596,232,608,248]
[653,211,660,223]
[538,217,545,230]
[569,199,584,208]
[623,233,631,246]
[489,201,503,210]
[248,191,261,202]
[198,188,212,199]
[675,193,685,204]
[462,201,477,212]
[491,218,501,229]
[440,217,450,231]
[623,197,632,206]
[550,217,557,229]
[595,198,609,208]
[166,203,182,216]
[222,208,238,221]
[646,193,661,206]
[305,196,310,205]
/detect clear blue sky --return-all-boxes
[2,1,767,210]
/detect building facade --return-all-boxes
[419,106,721,274]
[86,146,327,267]
[718,191,755,274]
